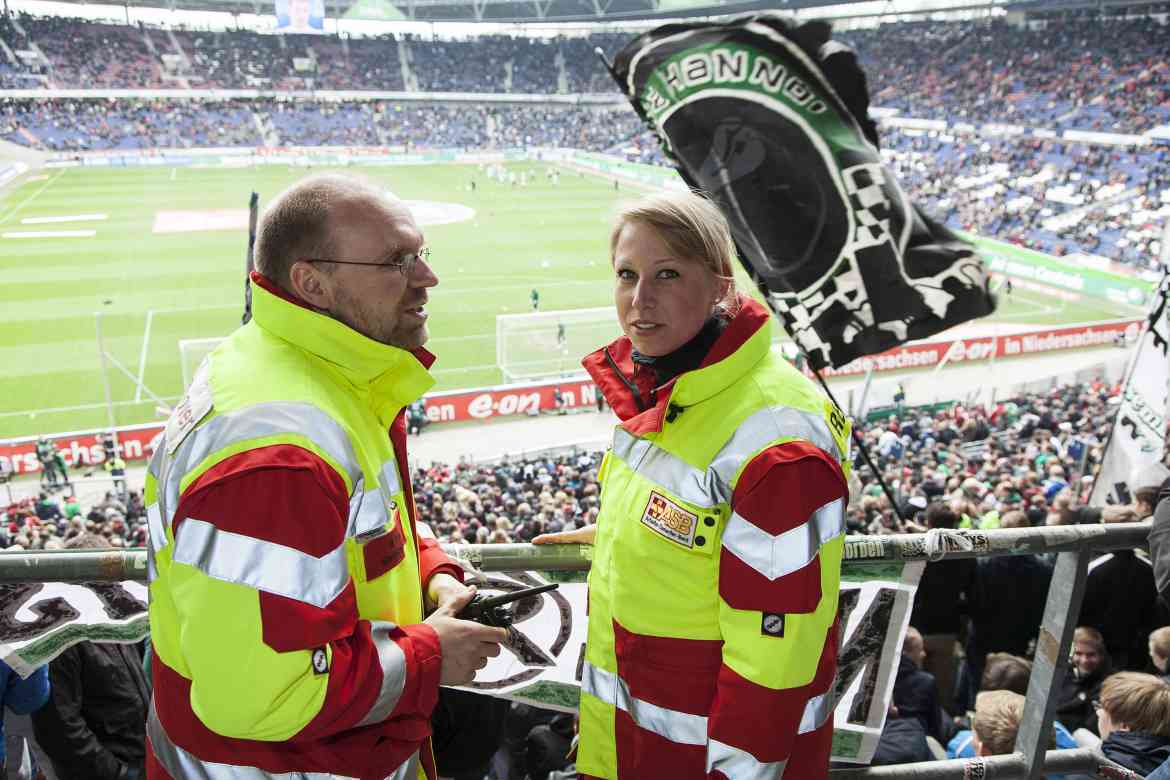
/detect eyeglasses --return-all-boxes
[305,248,430,276]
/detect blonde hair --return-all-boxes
[1151,627,1170,659]
[610,190,740,318]
[1100,672,1170,736]
[973,690,1025,755]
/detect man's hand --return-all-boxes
[426,572,473,614]
[424,587,507,685]
[531,523,597,545]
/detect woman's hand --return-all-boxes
[531,524,597,545]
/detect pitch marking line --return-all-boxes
[3,230,96,238]
[0,168,66,226]
[21,213,108,224]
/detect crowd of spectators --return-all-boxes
[0,96,644,152]
[0,11,1166,132]
[884,129,1170,271]
[3,377,1170,776]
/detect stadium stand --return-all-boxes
[0,13,1165,132]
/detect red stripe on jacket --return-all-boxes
[720,442,846,614]
[150,652,438,780]
[160,443,447,775]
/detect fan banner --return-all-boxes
[609,14,997,369]
[0,557,922,765]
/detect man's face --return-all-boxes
[319,198,438,350]
[1072,641,1102,676]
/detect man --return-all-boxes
[32,533,149,780]
[145,174,506,779]
[892,628,943,742]
[962,510,1052,710]
[1079,503,1169,670]
[910,502,975,713]
[1055,627,1111,734]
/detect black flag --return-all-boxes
[610,14,996,369]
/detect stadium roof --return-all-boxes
[15,0,1170,25]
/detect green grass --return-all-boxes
[0,161,1139,438]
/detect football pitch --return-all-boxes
[0,161,1137,439]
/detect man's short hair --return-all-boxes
[253,174,383,291]
[973,690,1025,755]
[1137,486,1160,509]
[925,502,958,529]
[1100,672,1170,737]
[982,653,1032,695]
[1151,626,1170,659]
[1000,510,1028,529]
[1073,626,1106,654]
[63,532,112,550]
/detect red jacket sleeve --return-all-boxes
[707,440,847,780]
[174,444,442,741]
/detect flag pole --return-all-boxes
[1086,222,1170,506]
[241,191,259,325]
[596,44,905,522]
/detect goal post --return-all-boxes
[179,337,227,389]
[496,306,622,383]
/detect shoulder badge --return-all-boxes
[166,358,214,455]
[761,613,785,638]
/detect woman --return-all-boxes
[534,190,851,779]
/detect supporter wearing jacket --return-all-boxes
[145,176,505,779]
[1097,672,1170,776]
[536,192,849,779]
[0,660,49,772]
[1054,627,1111,735]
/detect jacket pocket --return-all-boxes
[361,520,406,581]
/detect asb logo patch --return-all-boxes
[761,613,785,637]
[641,491,698,548]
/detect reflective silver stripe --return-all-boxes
[354,621,408,727]
[173,518,349,609]
[384,749,419,780]
[611,428,720,509]
[146,503,167,556]
[710,406,843,493]
[162,402,361,531]
[721,497,846,580]
[379,459,402,499]
[348,479,390,538]
[147,445,164,481]
[581,662,707,746]
[146,502,166,582]
[798,691,833,735]
[148,701,353,779]
[611,406,844,511]
[706,738,786,780]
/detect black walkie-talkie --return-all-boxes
[456,583,559,628]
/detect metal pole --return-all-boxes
[1017,548,1091,779]
[0,524,1150,584]
[828,748,1138,779]
[95,312,120,451]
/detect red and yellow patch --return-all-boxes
[640,491,699,548]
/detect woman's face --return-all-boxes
[613,221,723,357]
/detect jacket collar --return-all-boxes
[250,272,436,413]
[582,295,771,435]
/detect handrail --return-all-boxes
[0,522,1149,583]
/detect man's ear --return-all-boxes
[288,261,334,310]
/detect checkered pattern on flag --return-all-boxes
[609,14,997,370]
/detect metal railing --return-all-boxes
[0,522,1152,779]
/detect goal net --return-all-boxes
[179,337,227,389]
[497,306,622,382]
